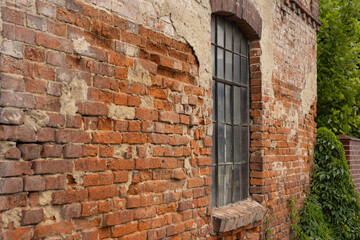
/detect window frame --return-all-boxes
[211,14,251,207]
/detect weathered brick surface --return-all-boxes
[0,0,317,239]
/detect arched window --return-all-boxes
[211,14,250,207]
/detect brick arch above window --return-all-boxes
[210,0,262,40]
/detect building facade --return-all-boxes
[0,0,319,239]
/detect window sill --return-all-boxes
[211,198,268,234]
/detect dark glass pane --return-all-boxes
[233,165,241,202]
[241,57,248,85]
[211,15,216,44]
[217,48,224,79]
[212,124,216,165]
[240,126,249,163]
[234,55,240,83]
[234,126,241,163]
[225,165,232,205]
[225,51,232,81]
[212,80,216,121]
[225,85,231,123]
[211,166,216,206]
[217,83,225,122]
[233,86,240,124]
[218,123,225,164]
[240,163,249,199]
[218,166,225,206]
[225,20,232,50]
[212,45,215,76]
[234,27,240,53]
[240,87,248,124]
[217,16,224,47]
[241,32,248,55]
[225,125,232,163]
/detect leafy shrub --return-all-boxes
[296,127,360,239]
[316,0,360,137]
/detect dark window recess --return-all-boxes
[211,14,250,207]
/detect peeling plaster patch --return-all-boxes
[301,64,317,115]
[43,205,62,222]
[60,77,88,116]
[2,208,21,228]
[184,158,192,176]
[72,37,91,55]
[39,191,53,205]
[108,103,135,120]
[72,171,84,185]
[140,96,154,109]
[127,62,152,86]
[114,145,129,158]
[0,141,16,156]
[152,0,212,89]
[24,110,49,131]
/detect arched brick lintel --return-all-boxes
[211,0,262,40]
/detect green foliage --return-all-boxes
[316,0,360,137]
[295,127,360,239]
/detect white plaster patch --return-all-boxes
[72,37,91,55]
[140,96,154,109]
[2,208,21,228]
[127,62,152,86]
[108,103,135,120]
[60,77,88,116]
[39,191,53,205]
[301,64,317,115]
[24,110,50,131]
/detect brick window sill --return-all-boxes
[211,198,268,233]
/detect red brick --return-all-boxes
[169,136,189,146]
[83,172,113,187]
[76,101,108,116]
[21,208,44,225]
[32,160,73,174]
[24,176,46,192]
[56,129,91,143]
[0,161,32,177]
[15,26,36,43]
[34,95,61,111]
[52,189,88,205]
[2,227,34,240]
[46,50,66,67]
[26,14,46,31]
[0,74,24,92]
[2,7,25,25]
[135,108,159,121]
[0,194,26,211]
[159,112,179,124]
[97,118,112,130]
[62,203,82,220]
[103,210,134,226]
[88,185,117,200]
[114,171,129,183]
[18,144,43,160]
[41,144,63,158]
[74,158,106,172]
[45,175,66,190]
[5,147,21,159]
[24,47,45,62]
[82,201,98,217]
[0,177,23,194]
[0,91,35,108]
[92,131,122,144]
[37,128,55,142]
[36,33,73,53]
[64,144,83,158]
[34,64,55,80]
[99,145,114,157]
[34,221,73,238]
[36,0,56,18]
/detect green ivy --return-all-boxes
[316,0,360,137]
[295,127,360,239]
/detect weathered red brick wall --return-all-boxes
[0,0,213,239]
[0,0,318,239]
[339,135,360,195]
